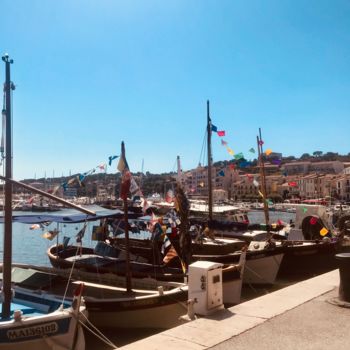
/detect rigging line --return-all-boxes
[61,244,81,306]
[171,157,177,173]
[198,127,207,167]
[79,313,118,349]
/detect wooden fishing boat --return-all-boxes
[2,264,189,330]
[47,242,245,305]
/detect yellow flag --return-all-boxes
[265,149,273,156]
[117,157,126,172]
[258,190,264,198]
[227,147,234,156]
[320,227,329,236]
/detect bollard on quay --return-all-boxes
[334,253,350,306]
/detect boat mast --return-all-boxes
[120,141,132,293]
[256,128,270,232]
[176,155,182,185]
[207,100,213,221]
[2,54,14,319]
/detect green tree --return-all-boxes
[300,153,311,160]
[313,151,323,157]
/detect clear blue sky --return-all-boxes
[2,0,350,180]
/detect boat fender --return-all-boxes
[13,310,22,322]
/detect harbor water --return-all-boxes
[0,210,296,267]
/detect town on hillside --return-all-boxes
[5,152,350,208]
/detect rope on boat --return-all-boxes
[61,245,81,306]
[79,311,118,349]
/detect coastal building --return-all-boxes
[296,174,336,199]
[282,161,344,175]
[335,175,350,201]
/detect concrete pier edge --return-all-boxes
[118,270,340,350]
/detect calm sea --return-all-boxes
[0,209,296,348]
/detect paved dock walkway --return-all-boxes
[119,269,350,350]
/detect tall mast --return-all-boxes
[176,155,182,184]
[120,141,132,293]
[257,128,270,231]
[207,100,213,221]
[2,54,14,319]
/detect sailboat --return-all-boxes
[181,101,285,285]
[0,54,85,349]
[207,126,343,278]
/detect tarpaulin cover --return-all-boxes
[0,205,124,224]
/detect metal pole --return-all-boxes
[207,100,213,221]
[2,54,14,319]
[257,135,270,230]
[0,176,96,216]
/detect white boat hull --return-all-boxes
[0,310,85,350]
[243,253,284,285]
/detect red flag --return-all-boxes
[310,217,318,225]
[229,164,235,170]
[217,130,225,137]
[120,170,131,200]
[288,181,297,187]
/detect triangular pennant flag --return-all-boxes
[130,176,141,197]
[108,155,119,166]
[98,163,107,171]
[258,190,264,198]
[217,130,225,137]
[211,124,218,132]
[249,148,255,153]
[227,147,234,156]
[320,227,329,236]
[221,139,228,146]
[302,207,308,213]
[161,235,171,255]
[258,140,264,146]
[234,152,244,160]
[163,245,178,264]
[310,217,318,225]
[117,157,126,172]
[218,170,225,177]
[265,149,273,156]
[253,179,259,187]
